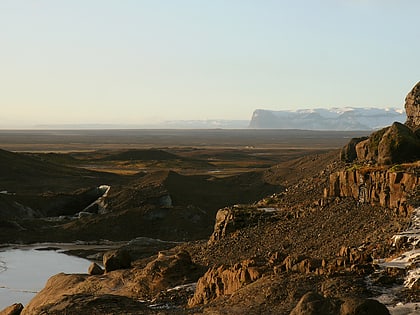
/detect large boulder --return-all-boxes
[341,82,420,164]
[377,122,420,165]
[289,292,340,315]
[289,292,390,315]
[340,137,368,162]
[103,248,131,273]
[405,81,420,130]
[340,298,390,315]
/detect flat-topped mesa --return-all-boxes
[405,81,420,130]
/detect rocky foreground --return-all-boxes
[1,82,420,315]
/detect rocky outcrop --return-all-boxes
[0,303,24,315]
[340,82,420,165]
[340,137,368,163]
[289,292,390,315]
[405,81,420,130]
[209,206,278,244]
[88,262,104,275]
[344,122,420,165]
[188,259,264,307]
[21,250,201,315]
[377,122,420,165]
[103,248,131,273]
[326,168,419,211]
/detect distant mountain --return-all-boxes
[249,108,406,130]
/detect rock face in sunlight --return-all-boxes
[405,81,420,130]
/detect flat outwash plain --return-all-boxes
[0,116,419,314]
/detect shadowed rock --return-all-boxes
[289,292,390,315]
[405,81,420,130]
[0,303,24,315]
[289,292,340,315]
[377,122,420,165]
[88,262,104,275]
[103,248,131,273]
[341,81,420,164]
[188,259,264,307]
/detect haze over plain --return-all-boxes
[1,0,419,128]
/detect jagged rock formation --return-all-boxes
[326,168,419,211]
[188,259,264,307]
[405,81,420,130]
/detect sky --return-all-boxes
[1,0,419,127]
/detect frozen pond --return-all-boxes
[0,247,91,309]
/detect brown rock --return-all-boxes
[355,139,370,161]
[405,81,420,130]
[142,250,200,291]
[0,303,24,315]
[208,206,277,244]
[340,137,368,162]
[340,298,390,315]
[188,259,264,306]
[103,248,131,273]
[377,122,420,165]
[289,292,340,315]
[326,168,419,209]
[88,262,104,275]
[290,292,390,315]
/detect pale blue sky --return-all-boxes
[1,0,419,127]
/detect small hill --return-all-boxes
[99,149,179,161]
[0,148,116,193]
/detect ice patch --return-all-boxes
[372,207,420,314]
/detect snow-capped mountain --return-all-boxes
[249,108,406,130]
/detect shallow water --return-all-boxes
[0,248,91,309]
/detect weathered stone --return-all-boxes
[103,248,131,273]
[289,292,340,315]
[88,262,104,275]
[142,250,200,291]
[326,169,418,209]
[209,206,277,244]
[289,292,390,315]
[405,81,420,130]
[340,298,390,315]
[0,303,24,315]
[355,139,370,161]
[340,137,368,163]
[377,122,420,165]
[340,137,368,162]
[188,259,264,307]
